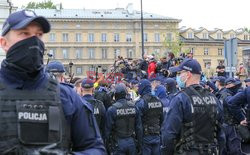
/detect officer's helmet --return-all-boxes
[114,83,128,100]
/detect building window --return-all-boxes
[187,32,193,39]
[76,66,83,75]
[48,48,56,59]
[101,33,107,42]
[190,47,195,54]
[244,35,249,40]
[154,33,160,42]
[166,33,172,41]
[126,34,132,42]
[75,48,82,59]
[218,48,223,56]
[49,33,56,42]
[88,33,94,42]
[114,33,120,42]
[62,33,68,42]
[230,34,235,38]
[217,33,222,39]
[114,49,120,59]
[102,48,108,59]
[88,48,95,59]
[62,48,69,59]
[202,33,208,39]
[127,49,134,58]
[76,33,82,42]
[154,48,160,54]
[144,33,148,42]
[204,48,209,55]
[144,49,148,55]
[204,60,211,69]
[89,66,95,72]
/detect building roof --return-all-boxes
[31,8,180,22]
[209,28,223,34]
[180,35,250,44]
[179,27,193,33]
[223,29,236,34]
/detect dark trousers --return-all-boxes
[112,138,136,155]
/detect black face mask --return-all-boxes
[217,71,225,77]
[6,36,45,74]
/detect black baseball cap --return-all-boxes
[170,58,202,74]
[1,10,50,36]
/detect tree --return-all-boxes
[23,0,57,9]
[162,32,189,58]
[244,27,250,33]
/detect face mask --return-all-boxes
[6,36,45,74]
[217,72,225,77]
[176,73,187,89]
[151,89,156,96]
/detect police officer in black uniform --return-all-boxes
[0,10,105,154]
[222,78,245,155]
[105,83,138,155]
[81,78,106,138]
[135,79,163,155]
[161,59,225,155]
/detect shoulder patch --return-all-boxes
[112,102,123,108]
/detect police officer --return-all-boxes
[161,59,225,155]
[105,83,137,155]
[135,79,163,155]
[155,85,170,117]
[0,10,105,154]
[81,78,106,138]
[94,80,112,110]
[214,76,227,100]
[46,61,66,82]
[244,78,250,87]
[221,78,245,155]
[228,86,250,154]
[164,78,178,101]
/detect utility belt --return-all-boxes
[143,127,160,136]
[3,143,71,155]
[224,117,238,126]
[177,143,219,155]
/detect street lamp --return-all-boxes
[69,61,74,78]
[140,0,145,59]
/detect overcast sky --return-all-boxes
[12,0,250,30]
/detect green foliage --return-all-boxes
[244,27,250,33]
[162,32,183,57]
[23,0,57,9]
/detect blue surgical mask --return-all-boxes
[176,75,186,89]
[151,89,156,96]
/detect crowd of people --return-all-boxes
[0,9,250,155]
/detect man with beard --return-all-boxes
[0,10,105,154]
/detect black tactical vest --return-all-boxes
[221,91,238,125]
[0,78,70,154]
[85,98,104,130]
[176,86,219,154]
[142,94,163,136]
[112,100,136,139]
